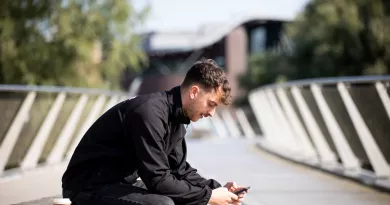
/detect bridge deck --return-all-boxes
[187,138,390,205]
[11,138,390,205]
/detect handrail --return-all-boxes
[252,75,390,92]
[0,84,127,96]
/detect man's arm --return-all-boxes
[122,101,211,205]
[171,138,222,189]
[181,161,222,189]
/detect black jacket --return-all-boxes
[62,86,221,205]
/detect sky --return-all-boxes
[133,0,311,32]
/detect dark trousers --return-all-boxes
[63,180,175,205]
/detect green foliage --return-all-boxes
[0,0,149,89]
[288,0,390,78]
[239,52,290,90]
[241,0,390,90]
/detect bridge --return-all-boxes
[0,76,389,205]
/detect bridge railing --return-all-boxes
[0,85,132,176]
[0,83,260,204]
[248,75,390,190]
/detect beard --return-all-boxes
[185,101,199,121]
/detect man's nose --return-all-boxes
[207,108,216,117]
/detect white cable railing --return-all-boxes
[248,75,390,190]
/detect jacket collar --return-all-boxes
[168,86,190,125]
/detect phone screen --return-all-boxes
[234,186,250,195]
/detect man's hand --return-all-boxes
[208,187,238,205]
[223,182,248,205]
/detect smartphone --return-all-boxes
[234,186,250,195]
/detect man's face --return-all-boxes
[185,86,221,122]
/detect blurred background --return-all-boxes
[2,0,389,102]
[1,0,390,204]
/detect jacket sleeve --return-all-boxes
[172,139,222,189]
[123,101,212,205]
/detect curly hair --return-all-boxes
[181,58,232,105]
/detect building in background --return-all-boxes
[122,13,293,104]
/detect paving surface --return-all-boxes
[12,138,390,205]
[186,138,390,205]
[1,164,66,205]
[11,196,61,205]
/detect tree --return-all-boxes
[0,0,149,89]
[240,0,390,91]
[239,52,289,90]
[287,0,390,78]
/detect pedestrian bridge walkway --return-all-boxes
[188,138,390,205]
[0,76,389,204]
[4,139,390,205]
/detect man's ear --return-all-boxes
[189,85,200,99]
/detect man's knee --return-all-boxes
[157,196,175,205]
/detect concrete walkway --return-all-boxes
[186,138,390,205]
[9,138,390,205]
[1,163,66,205]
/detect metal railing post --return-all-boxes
[338,83,390,177]
[47,94,89,164]
[66,95,107,159]
[311,84,360,170]
[375,82,390,122]
[0,92,37,174]
[291,86,336,164]
[235,108,255,139]
[276,87,317,160]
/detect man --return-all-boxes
[62,59,248,205]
